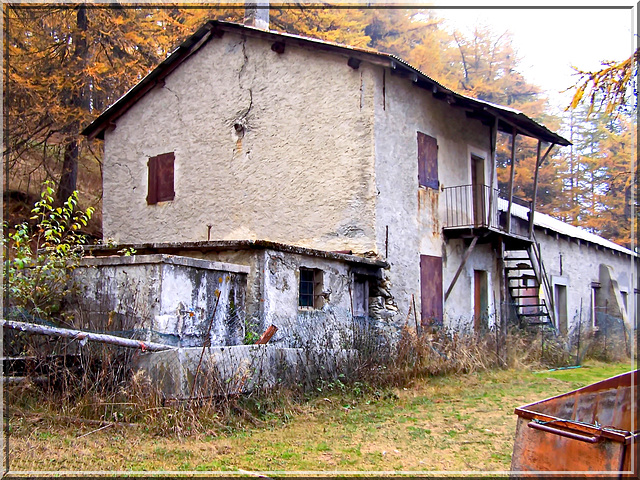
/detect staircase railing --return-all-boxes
[529,231,556,329]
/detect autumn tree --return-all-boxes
[3,5,241,222]
[570,49,638,117]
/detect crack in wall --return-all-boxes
[164,85,186,129]
[238,38,254,122]
[113,161,135,186]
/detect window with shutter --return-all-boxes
[417,132,438,189]
[147,152,175,205]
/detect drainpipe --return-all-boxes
[244,1,270,30]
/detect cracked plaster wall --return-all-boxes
[372,69,492,327]
[534,233,637,333]
[70,255,248,347]
[442,239,500,333]
[181,248,380,348]
[103,32,377,253]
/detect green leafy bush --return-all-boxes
[3,182,94,322]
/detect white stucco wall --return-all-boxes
[372,69,492,325]
[261,249,361,348]
[443,239,500,332]
[535,231,637,332]
[103,32,377,252]
[71,255,248,347]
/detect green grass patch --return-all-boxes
[534,361,634,385]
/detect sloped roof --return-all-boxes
[82,20,570,146]
[497,198,635,257]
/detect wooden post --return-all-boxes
[529,143,554,238]
[487,116,498,227]
[529,140,542,238]
[444,236,479,301]
[497,239,507,343]
[506,128,517,234]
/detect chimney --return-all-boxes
[244,1,270,30]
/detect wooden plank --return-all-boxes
[444,236,479,301]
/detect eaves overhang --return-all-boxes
[84,239,389,269]
[82,19,570,147]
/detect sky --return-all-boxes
[430,5,636,113]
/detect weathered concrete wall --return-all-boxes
[372,68,492,326]
[535,231,637,333]
[103,31,377,253]
[442,239,500,333]
[135,345,359,399]
[168,248,382,349]
[71,255,248,347]
[260,249,379,348]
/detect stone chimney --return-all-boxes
[244,1,269,30]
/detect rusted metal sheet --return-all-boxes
[511,369,639,476]
[420,254,443,326]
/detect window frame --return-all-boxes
[299,267,324,310]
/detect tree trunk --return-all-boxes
[56,138,79,203]
[56,4,88,204]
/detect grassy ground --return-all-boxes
[5,360,634,474]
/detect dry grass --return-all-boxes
[6,360,633,473]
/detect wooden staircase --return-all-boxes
[504,244,555,331]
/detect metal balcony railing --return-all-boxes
[443,184,533,236]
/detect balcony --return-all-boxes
[443,184,533,240]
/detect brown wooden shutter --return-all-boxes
[420,254,443,326]
[156,152,175,202]
[147,156,158,205]
[147,152,174,205]
[417,132,438,189]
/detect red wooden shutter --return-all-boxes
[156,152,175,202]
[147,156,158,204]
[420,254,443,326]
[417,132,438,189]
[147,152,174,204]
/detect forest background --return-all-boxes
[3,5,637,248]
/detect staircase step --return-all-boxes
[505,267,534,272]
[515,303,547,309]
[518,312,550,317]
[510,294,540,299]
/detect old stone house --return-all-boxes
[81,20,637,352]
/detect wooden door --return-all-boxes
[471,155,485,227]
[420,255,443,326]
[474,270,488,331]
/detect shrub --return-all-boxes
[3,181,94,322]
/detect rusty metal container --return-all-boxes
[512,369,638,475]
